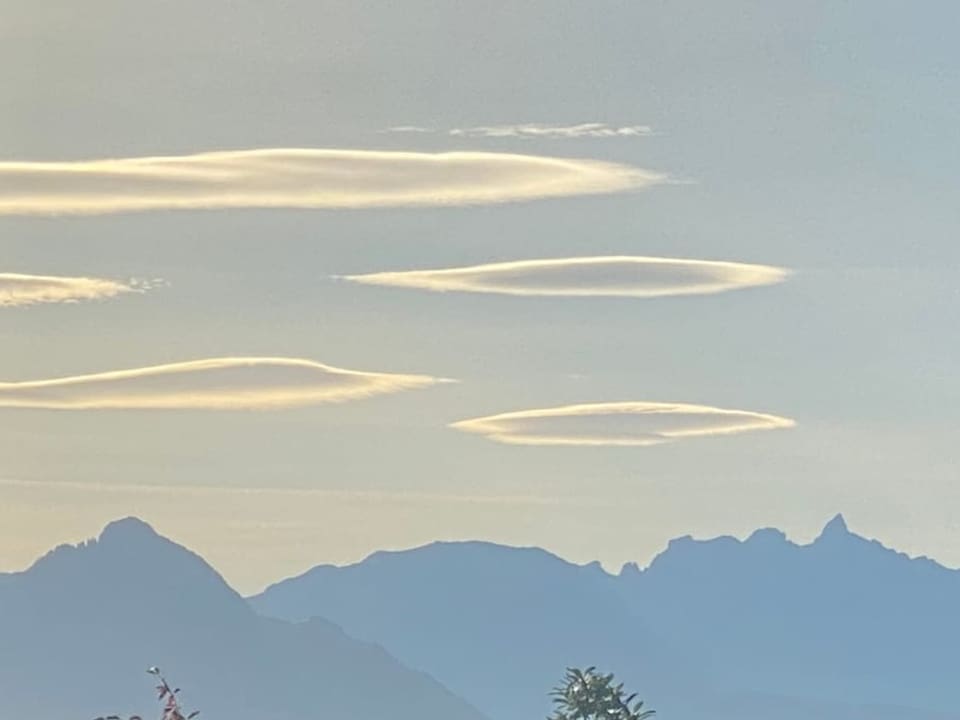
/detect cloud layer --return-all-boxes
[388,123,653,139]
[0,357,447,410]
[451,401,796,447]
[342,256,789,298]
[0,148,664,215]
[0,273,148,308]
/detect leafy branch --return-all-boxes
[549,666,655,720]
[93,666,199,720]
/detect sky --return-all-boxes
[1,0,958,593]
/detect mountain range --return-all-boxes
[4,515,960,719]
[252,514,960,720]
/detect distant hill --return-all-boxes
[0,518,487,720]
[252,515,960,720]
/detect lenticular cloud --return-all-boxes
[0,148,664,215]
[0,273,143,308]
[342,256,788,298]
[451,401,795,447]
[0,358,448,410]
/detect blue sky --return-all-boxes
[1,0,958,592]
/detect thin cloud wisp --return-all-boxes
[0,357,450,410]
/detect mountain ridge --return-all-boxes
[252,512,960,720]
[6,514,960,720]
[254,514,955,591]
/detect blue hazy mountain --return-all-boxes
[254,539,695,720]
[0,518,487,720]
[622,514,960,710]
[252,515,960,720]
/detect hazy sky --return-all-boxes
[2,0,958,593]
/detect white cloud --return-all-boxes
[341,256,789,298]
[384,126,433,134]
[0,148,664,215]
[0,357,449,410]
[451,401,796,447]
[0,273,149,308]
[386,123,654,139]
[449,123,654,139]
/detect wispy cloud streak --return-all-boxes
[0,273,163,307]
[387,123,654,139]
[450,123,654,139]
[0,273,149,308]
[0,357,448,410]
[0,148,663,215]
[342,256,788,298]
[452,401,795,447]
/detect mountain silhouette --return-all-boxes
[624,513,960,711]
[252,514,960,720]
[254,539,693,720]
[0,518,487,720]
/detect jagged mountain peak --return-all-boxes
[10,516,246,619]
[32,515,197,568]
[26,516,172,570]
[817,513,851,541]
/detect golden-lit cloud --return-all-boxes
[341,256,788,298]
[0,148,664,215]
[451,401,796,447]
[0,273,150,308]
[0,357,448,410]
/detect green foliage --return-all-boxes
[549,667,655,720]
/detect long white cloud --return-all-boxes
[0,148,664,215]
[0,273,148,308]
[450,123,654,139]
[388,123,653,139]
[451,401,795,447]
[0,357,448,410]
[341,256,789,298]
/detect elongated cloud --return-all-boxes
[341,256,788,298]
[0,273,149,308]
[450,123,654,139]
[388,123,654,139]
[0,148,664,215]
[451,401,795,447]
[0,358,447,410]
